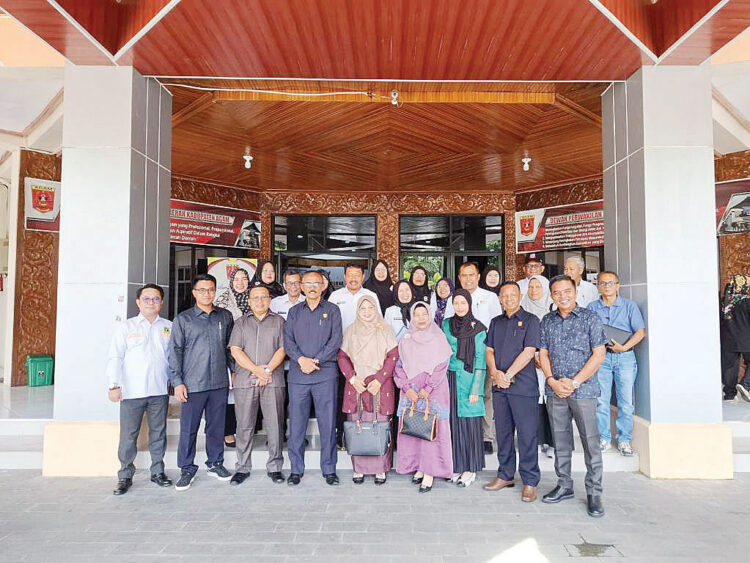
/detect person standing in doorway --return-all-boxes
[228,286,287,486]
[484,282,541,502]
[588,271,646,456]
[409,265,432,304]
[169,274,235,491]
[363,259,395,315]
[539,275,607,518]
[481,266,502,295]
[430,277,455,326]
[329,263,381,332]
[457,261,503,454]
[284,271,343,486]
[563,256,599,308]
[106,284,172,495]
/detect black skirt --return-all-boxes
[448,371,485,473]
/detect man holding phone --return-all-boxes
[588,271,646,457]
[228,285,287,485]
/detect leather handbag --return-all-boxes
[344,392,391,456]
[399,398,438,441]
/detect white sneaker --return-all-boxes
[599,439,612,453]
[736,385,750,403]
[618,442,634,457]
[450,472,461,483]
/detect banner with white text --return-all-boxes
[170,199,261,248]
[516,201,604,253]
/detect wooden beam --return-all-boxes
[212,90,556,104]
[554,94,602,127]
[172,92,216,127]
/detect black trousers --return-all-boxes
[493,392,540,486]
[721,346,750,398]
[177,387,228,475]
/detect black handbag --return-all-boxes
[343,392,391,456]
[399,398,438,441]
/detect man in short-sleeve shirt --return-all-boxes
[484,282,541,502]
[539,275,607,518]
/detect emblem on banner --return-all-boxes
[519,215,535,236]
[31,185,55,214]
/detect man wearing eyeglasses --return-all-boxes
[169,274,235,491]
[284,270,343,486]
[539,275,607,518]
[106,284,172,495]
[270,269,306,321]
[228,286,287,486]
[588,271,646,457]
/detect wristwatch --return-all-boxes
[109,384,120,390]
[571,379,581,390]
[263,367,271,375]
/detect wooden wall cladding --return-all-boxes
[171,177,260,209]
[516,178,603,210]
[12,151,61,386]
[259,191,518,282]
[715,150,750,183]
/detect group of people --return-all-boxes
[721,274,750,402]
[106,252,647,519]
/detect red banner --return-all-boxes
[170,199,261,248]
[516,201,604,253]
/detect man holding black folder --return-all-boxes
[588,271,646,457]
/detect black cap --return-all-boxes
[524,253,543,264]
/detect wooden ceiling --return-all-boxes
[168,80,604,193]
[3,1,750,79]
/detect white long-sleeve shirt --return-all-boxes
[383,305,410,342]
[270,293,306,320]
[461,286,503,328]
[328,286,381,331]
[105,314,172,400]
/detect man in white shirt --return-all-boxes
[564,256,599,308]
[328,263,380,331]
[106,284,172,495]
[270,269,306,321]
[517,254,547,296]
[457,261,503,454]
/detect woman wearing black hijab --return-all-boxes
[250,260,284,298]
[383,280,414,342]
[480,266,502,295]
[409,265,431,304]
[364,259,395,315]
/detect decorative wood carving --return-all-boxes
[720,234,750,289]
[171,177,260,210]
[715,150,750,183]
[516,178,603,210]
[12,150,61,386]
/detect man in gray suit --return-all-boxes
[228,285,287,485]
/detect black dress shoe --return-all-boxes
[230,472,250,486]
[541,485,575,504]
[374,475,387,485]
[150,473,172,487]
[267,471,285,484]
[224,438,236,448]
[113,478,132,495]
[587,495,605,517]
[484,441,494,454]
[352,475,365,484]
[411,474,423,485]
[418,484,432,493]
[324,473,340,486]
[287,473,302,486]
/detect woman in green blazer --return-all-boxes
[441,288,487,487]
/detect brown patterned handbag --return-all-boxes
[399,398,438,441]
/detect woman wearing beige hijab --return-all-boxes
[338,295,399,485]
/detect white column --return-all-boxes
[53,65,171,421]
[602,66,732,478]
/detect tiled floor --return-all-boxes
[0,384,53,419]
[0,469,747,562]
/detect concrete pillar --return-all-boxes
[44,65,171,475]
[602,66,732,478]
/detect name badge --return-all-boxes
[517,321,523,327]
[322,313,328,319]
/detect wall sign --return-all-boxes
[24,177,61,232]
[170,199,261,248]
[516,200,604,253]
[716,179,750,236]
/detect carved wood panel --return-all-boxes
[516,178,603,210]
[715,151,750,289]
[171,177,260,209]
[715,150,750,183]
[12,151,61,385]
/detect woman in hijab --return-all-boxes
[250,260,284,298]
[480,266,502,295]
[430,277,455,325]
[363,259,395,315]
[384,280,415,342]
[721,274,750,401]
[338,295,399,485]
[213,267,252,448]
[520,275,555,457]
[441,289,487,487]
[394,302,453,492]
[409,265,431,304]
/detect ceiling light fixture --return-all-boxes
[243,146,254,169]
[522,157,532,172]
[391,90,399,106]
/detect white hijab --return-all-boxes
[520,275,552,320]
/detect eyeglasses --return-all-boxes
[249,296,270,302]
[193,288,216,295]
[140,298,162,305]
[286,281,301,287]
[597,281,617,287]
[302,282,322,288]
